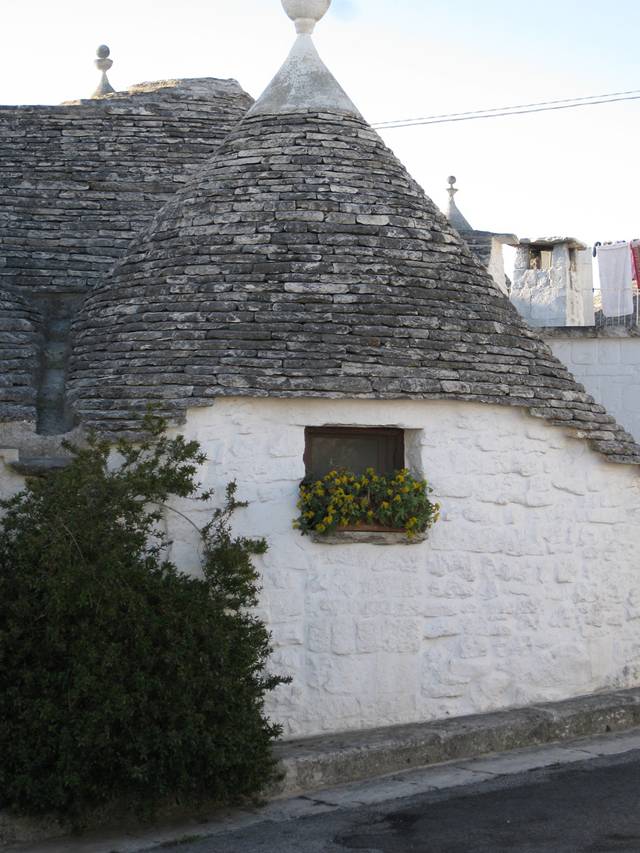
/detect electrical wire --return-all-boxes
[372,89,640,130]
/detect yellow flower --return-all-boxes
[316,523,326,533]
[367,510,374,519]
[402,486,410,494]
[393,494,402,502]
[381,501,390,510]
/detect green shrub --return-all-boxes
[295,467,440,537]
[0,415,287,819]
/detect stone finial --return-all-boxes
[248,0,359,118]
[281,0,331,34]
[447,175,458,203]
[92,44,116,98]
[445,175,473,233]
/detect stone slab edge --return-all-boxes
[268,686,640,797]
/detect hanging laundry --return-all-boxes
[631,240,640,287]
[597,242,634,318]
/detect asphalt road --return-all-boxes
[155,750,640,853]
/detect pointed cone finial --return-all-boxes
[248,0,359,118]
[281,0,331,34]
[92,44,116,98]
[445,175,473,233]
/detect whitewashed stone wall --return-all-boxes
[161,397,640,739]
[486,238,509,296]
[548,334,640,444]
[511,245,594,327]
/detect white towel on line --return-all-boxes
[597,243,633,318]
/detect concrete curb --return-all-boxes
[270,686,640,797]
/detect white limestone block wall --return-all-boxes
[511,245,593,327]
[164,397,640,739]
[487,238,508,296]
[548,335,640,444]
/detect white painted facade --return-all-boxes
[161,397,640,739]
[487,237,510,296]
[2,396,640,740]
[548,334,640,444]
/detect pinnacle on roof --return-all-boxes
[446,176,473,233]
[92,45,116,98]
[247,0,361,118]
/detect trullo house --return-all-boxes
[1,0,640,739]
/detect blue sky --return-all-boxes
[1,0,638,251]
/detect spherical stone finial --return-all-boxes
[281,0,331,34]
[447,175,458,200]
[95,44,113,73]
[92,43,116,97]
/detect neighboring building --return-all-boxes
[511,236,595,328]
[0,68,253,443]
[445,176,518,295]
[444,184,640,444]
[2,1,640,740]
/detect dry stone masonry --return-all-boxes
[70,108,640,465]
[0,77,252,435]
[0,78,253,298]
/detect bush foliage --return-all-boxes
[0,415,286,818]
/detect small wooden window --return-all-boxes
[304,427,404,480]
[529,248,553,271]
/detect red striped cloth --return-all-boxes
[631,240,640,285]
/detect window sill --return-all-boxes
[310,527,428,546]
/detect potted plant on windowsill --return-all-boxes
[293,468,440,545]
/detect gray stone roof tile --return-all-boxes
[68,109,640,464]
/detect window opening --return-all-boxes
[304,427,404,480]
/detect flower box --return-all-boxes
[295,467,440,544]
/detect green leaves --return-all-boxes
[0,416,285,820]
[295,467,441,538]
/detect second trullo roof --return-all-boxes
[69,0,640,464]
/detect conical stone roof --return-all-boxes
[69,3,640,464]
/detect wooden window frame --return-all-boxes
[304,426,405,479]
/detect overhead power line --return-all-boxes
[372,89,640,130]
